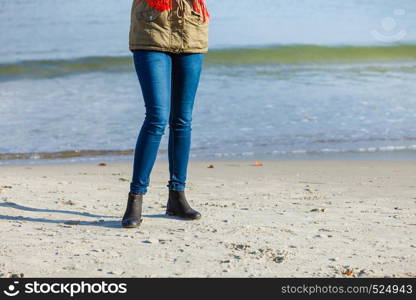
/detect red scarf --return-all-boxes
[142,0,210,23]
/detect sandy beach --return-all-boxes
[0,160,415,278]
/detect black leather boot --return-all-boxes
[121,192,143,228]
[166,190,201,220]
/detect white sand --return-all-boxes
[0,160,415,278]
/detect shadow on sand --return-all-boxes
[0,202,185,228]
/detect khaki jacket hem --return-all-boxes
[129,44,208,54]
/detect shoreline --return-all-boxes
[1,148,415,167]
[1,160,415,277]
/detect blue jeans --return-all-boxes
[130,50,204,195]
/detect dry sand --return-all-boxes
[0,160,415,278]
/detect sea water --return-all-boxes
[0,0,415,164]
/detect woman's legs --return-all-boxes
[129,50,204,195]
[167,53,205,191]
[130,50,172,195]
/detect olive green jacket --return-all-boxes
[129,0,209,53]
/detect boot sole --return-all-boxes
[121,218,143,228]
[166,211,201,220]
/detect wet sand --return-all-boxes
[0,160,415,277]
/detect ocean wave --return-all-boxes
[206,44,416,64]
[1,44,416,80]
[207,145,416,159]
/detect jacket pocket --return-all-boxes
[183,12,209,51]
[130,0,161,47]
[186,9,205,26]
[136,0,162,22]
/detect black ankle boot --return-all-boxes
[121,192,143,228]
[166,190,201,220]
